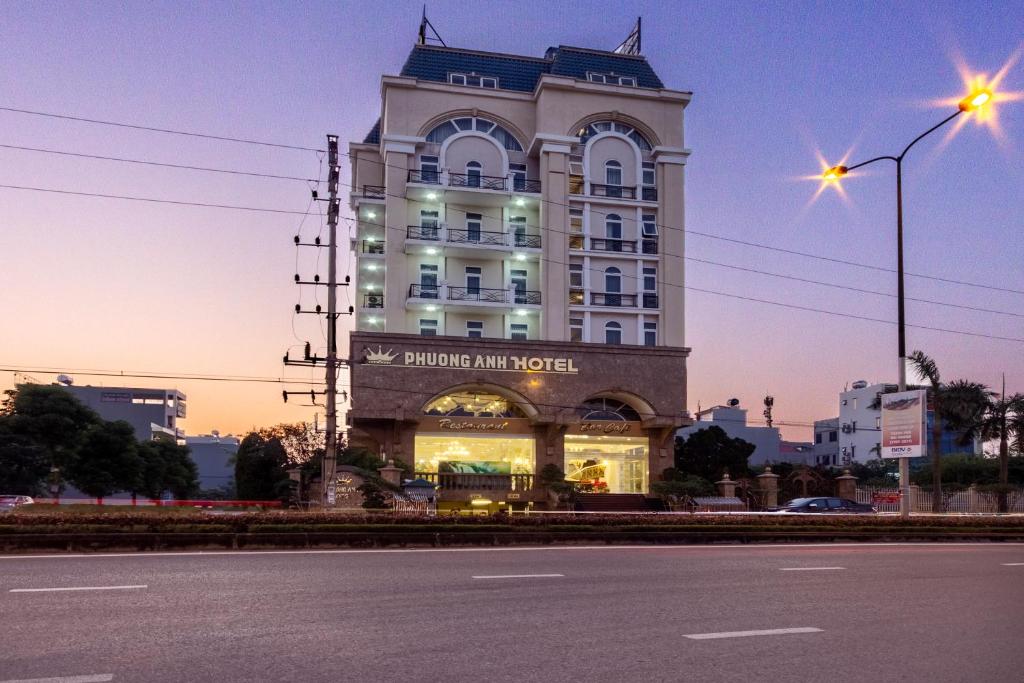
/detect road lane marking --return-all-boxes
[2,543,1023,560]
[684,627,823,640]
[1002,563,1024,566]
[779,566,845,571]
[0,675,114,683]
[471,573,565,579]
[9,585,146,593]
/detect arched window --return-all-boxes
[466,161,482,188]
[605,160,622,186]
[423,391,526,418]
[577,120,653,151]
[604,321,622,345]
[605,213,622,240]
[425,116,523,151]
[604,267,621,293]
[577,397,640,421]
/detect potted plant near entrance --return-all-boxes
[538,464,575,510]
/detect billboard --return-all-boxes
[881,390,927,458]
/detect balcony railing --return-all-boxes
[513,290,542,305]
[448,228,507,246]
[513,233,542,249]
[362,294,384,308]
[511,177,542,193]
[642,293,659,309]
[361,240,384,254]
[407,169,542,193]
[362,185,385,199]
[407,169,441,185]
[641,187,658,202]
[641,238,659,254]
[448,172,508,191]
[447,286,509,303]
[590,183,637,199]
[591,237,638,253]
[590,292,638,307]
[407,225,441,241]
[415,472,534,492]
[409,284,440,299]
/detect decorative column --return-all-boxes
[756,466,780,509]
[535,134,577,340]
[652,146,691,348]
[834,469,858,500]
[716,472,737,498]
[380,135,421,331]
[378,459,403,487]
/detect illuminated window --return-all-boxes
[423,392,526,418]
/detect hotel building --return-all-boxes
[346,36,693,510]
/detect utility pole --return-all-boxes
[323,134,341,508]
[283,134,350,508]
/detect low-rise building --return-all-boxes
[676,403,781,466]
[184,433,239,492]
[61,382,186,442]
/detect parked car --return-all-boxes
[780,497,876,514]
[0,495,35,508]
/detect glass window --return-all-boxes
[605,267,621,293]
[642,213,658,236]
[569,263,583,288]
[642,163,655,187]
[829,431,838,442]
[618,76,636,87]
[815,432,823,444]
[588,73,607,83]
[643,321,657,346]
[425,117,522,152]
[605,160,622,186]
[606,214,622,239]
[480,77,497,88]
[643,266,656,292]
[511,269,527,302]
[564,435,648,494]
[510,323,528,340]
[570,317,583,342]
[465,266,481,294]
[453,118,473,131]
[420,156,439,184]
[419,319,438,336]
[509,163,527,191]
[448,73,467,85]
[466,160,481,187]
[466,321,483,338]
[604,321,622,345]
[466,213,482,242]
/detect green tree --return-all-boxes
[137,440,199,500]
[908,351,991,512]
[674,426,755,482]
[0,419,50,496]
[1,384,100,472]
[64,420,140,502]
[257,422,324,466]
[234,432,290,501]
[952,381,1024,512]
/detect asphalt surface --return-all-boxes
[1,543,1023,682]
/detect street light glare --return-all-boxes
[823,166,848,181]
[960,88,993,111]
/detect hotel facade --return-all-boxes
[347,38,692,510]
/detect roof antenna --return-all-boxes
[418,5,447,47]
[613,16,641,55]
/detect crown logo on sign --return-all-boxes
[364,346,398,365]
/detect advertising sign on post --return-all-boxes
[881,390,927,458]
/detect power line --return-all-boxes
[0,367,328,386]
[0,184,313,215]
[0,143,321,183]
[347,215,1024,342]
[6,101,1018,296]
[0,106,324,153]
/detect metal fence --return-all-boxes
[856,486,1024,513]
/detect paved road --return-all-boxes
[1,543,1023,682]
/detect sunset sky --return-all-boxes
[2,0,1022,441]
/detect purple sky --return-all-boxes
[1,0,1022,440]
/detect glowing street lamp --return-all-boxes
[817,86,995,518]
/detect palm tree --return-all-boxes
[955,376,1024,513]
[907,351,990,512]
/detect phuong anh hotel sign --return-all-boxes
[363,346,579,374]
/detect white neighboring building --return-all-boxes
[677,403,782,466]
[817,379,982,466]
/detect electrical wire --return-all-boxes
[4,102,1019,296]
[0,143,321,183]
[0,367,325,386]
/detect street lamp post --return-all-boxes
[824,89,992,519]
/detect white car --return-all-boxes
[0,495,35,507]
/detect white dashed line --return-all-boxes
[471,574,565,579]
[9,585,147,593]
[779,566,845,571]
[0,675,114,683]
[684,627,823,640]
